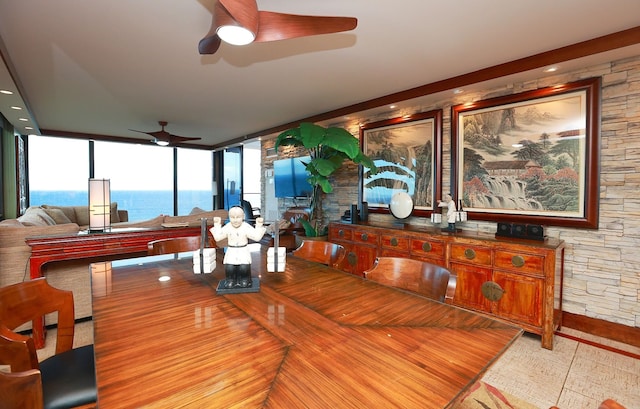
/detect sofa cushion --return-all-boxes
[110,202,120,223]
[163,209,229,225]
[42,202,120,226]
[113,215,165,228]
[70,205,89,226]
[43,208,73,224]
[189,207,207,215]
[0,219,24,227]
[17,206,56,226]
[42,204,77,223]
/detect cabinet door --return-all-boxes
[449,262,492,312]
[343,244,378,277]
[492,270,543,327]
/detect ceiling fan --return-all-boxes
[199,0,357,55]
[129,121,201,146]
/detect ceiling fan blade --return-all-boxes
[129,122,201,145]
[254,12,357,42]
[170,135,202,143]
[129,128,163,138]
[219,0,259,33]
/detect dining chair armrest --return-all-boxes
[0,368,44,408]
[0,325,39,372]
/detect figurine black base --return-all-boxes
[216,278,260,294]
[441,227,462,233]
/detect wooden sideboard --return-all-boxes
[329,221,565,349]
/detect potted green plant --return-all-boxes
[275,122,377,237]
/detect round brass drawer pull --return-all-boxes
[464,248,476,259]
[338,230,345,237]
[390,238,398,246]
[347,252,357,266]
[481,281,505,301]
[361,233,368,241]
[511,255,525,267]
[422,242,432,252]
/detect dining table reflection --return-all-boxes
[91,243,522,408]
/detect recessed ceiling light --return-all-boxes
[158,275,171,282]
[11,106,22,110]
[25,126,33,130]
[18,118,28,122]
[0,89,13,95]
[544,66,558,73]
[389,105,396,109]
[453,89,464,94]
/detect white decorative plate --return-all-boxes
[389,192,413,219]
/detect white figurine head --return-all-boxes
[228,206,245,228]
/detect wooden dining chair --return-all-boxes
[147,235,212,255]
[0,278,96,409]
[364,257,457,303]
[598,399,627,409]
[291,240,346,268]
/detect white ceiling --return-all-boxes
[1,0,640,148]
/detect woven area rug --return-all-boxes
[453,381,540,409]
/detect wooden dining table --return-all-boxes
[91,243,523,408]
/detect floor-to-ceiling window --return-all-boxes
[177,148,213,214]
[28,135,89,206]
[28,135,217,221]
[93,141,173,221]
[223,146,242,209]
[242,140,262,214]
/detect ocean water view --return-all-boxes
[30,190,218,222]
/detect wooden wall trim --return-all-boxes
[219,25,640,149]
[561,311,640,349]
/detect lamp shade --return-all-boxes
[89,178,111,231]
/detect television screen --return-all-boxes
[273,156,313,198]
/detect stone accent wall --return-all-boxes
[265,54,640,329]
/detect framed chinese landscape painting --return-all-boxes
[360,110,442,217]
[452,77,601,228]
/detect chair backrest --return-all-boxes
[0,369,44,409]
[599,400,627,409]
[240,199,255,220]
[0,278,96,409]
[147,236,209,255]
[282,207,310,230]
[292,240,346,268]
[0,277,75,367]
[364,257,457,303]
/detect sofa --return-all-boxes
[0,204,228,328]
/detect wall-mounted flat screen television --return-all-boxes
[273,156,313,198]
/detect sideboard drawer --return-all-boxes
[450,244,492,266]
[330,225,353,242]
[380,235,410,251]
[495,251,544,276]
[410,239,446,259]
[353,229,378,245]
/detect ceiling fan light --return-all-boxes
[154,138,169,146]
[217,25,255,45]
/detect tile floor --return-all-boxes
[482,328,640,408]
[40,322,640,409]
